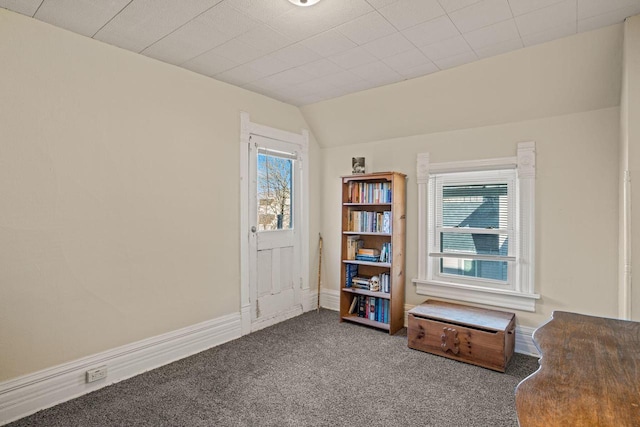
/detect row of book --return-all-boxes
[379,242,392,263]
[347,181,392,204]
[378,272,390,293]
[348,295,390,324]
[346,235,364,260]
[348,211,392,233]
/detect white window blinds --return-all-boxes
[430,170,516,285]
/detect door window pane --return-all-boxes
[257,152,293,231]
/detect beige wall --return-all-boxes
[320,108,620,328]
[313,24,625,329]
[621,15,640,321]
[0,10,319,381]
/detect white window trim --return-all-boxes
[412,142,540,312]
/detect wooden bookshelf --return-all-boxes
[339,171,406,334]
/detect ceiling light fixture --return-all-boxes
[288,0,322,6]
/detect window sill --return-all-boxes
[412,278,540,312]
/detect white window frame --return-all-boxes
[430,169,516,288]
[412,142,539,312]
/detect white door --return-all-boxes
[248,134,303,331]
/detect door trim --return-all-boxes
[239,112,309,335]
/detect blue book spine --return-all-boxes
[355,255,380,262]
[384,300,389,324]
[345,264,358,287]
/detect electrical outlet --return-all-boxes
[86,366,107,383]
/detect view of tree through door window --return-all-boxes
[257,151,293,231]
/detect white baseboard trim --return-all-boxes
[321,293,539,357]
[243,290,318,337]
[514,325,539,357]
[307,289,319,311]
[250,306,303,333]
[302,288,313,312]
[320,288,340,311]
[241,303,251,336]
[0,313,242,426]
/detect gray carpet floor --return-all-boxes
[9,309,540,427]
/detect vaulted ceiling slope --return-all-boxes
[301,23,623,147]
[2,0,639,107]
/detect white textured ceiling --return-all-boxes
[2,0,640,106]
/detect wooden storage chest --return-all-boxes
[408,300,515,372]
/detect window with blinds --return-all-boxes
[430,170,516,287]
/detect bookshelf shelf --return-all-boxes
[343,260,392,268]
[343,231,391,236]
[340,171,406,335]
[341,315,391,331]
[342,287,391,299]
[343,203,392,207]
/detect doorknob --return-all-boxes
[251,226,257,233]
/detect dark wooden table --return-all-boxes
[515,311,640,426]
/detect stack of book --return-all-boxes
[355,248,380,262]
[349,274,385,292]
[350,275,372,290]
[348,295,390,323]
